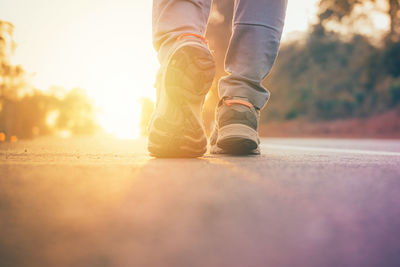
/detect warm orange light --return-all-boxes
[10,135,18,142]
[0,132,5,142]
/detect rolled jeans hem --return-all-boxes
[219,76,270,110]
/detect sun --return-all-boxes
[64,1,159,139]
[86,38,159,139]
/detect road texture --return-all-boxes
[1,137,400,267]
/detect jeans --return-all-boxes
[152,0,287,109]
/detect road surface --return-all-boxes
[1,137,400,267]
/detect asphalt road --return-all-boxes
[1,137,399,267]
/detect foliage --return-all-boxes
[263,30,400,121]
[262,0,400,122]
[0,88,99,139]
[0,21,28,101]
[0,21,99,140]
[318,0,400,41]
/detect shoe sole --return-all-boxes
[216,124,260,155]
[148,42,215,158]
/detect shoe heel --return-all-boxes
[217,124,259,154]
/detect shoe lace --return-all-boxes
[224,99,254,109]
[177,33,208,44]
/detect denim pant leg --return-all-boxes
[219,0,287,110]
[152,0,212,65]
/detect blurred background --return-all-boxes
[1,0,400,142]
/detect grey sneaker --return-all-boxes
[210,97,261,155]
[148,34,216,158]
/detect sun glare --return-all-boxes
[62,2,160,139]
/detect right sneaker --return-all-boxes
[148,33,216,158]
[210,97,261,155]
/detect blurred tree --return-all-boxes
[0,21,30,139]
[0,20,99,140]
[0,21,28,100]
[0,90,57,139]
[55,88,99,135]
[263,32,382,121]
[388,0,400,40]
[260,0,400,123]
[318,0,400,41]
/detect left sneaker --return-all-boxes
[148,34,216,158]
[210,97,261,155]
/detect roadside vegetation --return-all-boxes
[0,21,99,141]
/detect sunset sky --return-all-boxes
[1,0,319,138]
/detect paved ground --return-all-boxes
[1,137,399,267]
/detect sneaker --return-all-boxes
[210,97,261,155]
[148,33,216,158]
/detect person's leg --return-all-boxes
[153,0,212,65]
[149,0,215,158]
[211,0,287,155]
[219,0,287,110]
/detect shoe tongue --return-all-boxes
[224,99,253,109]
